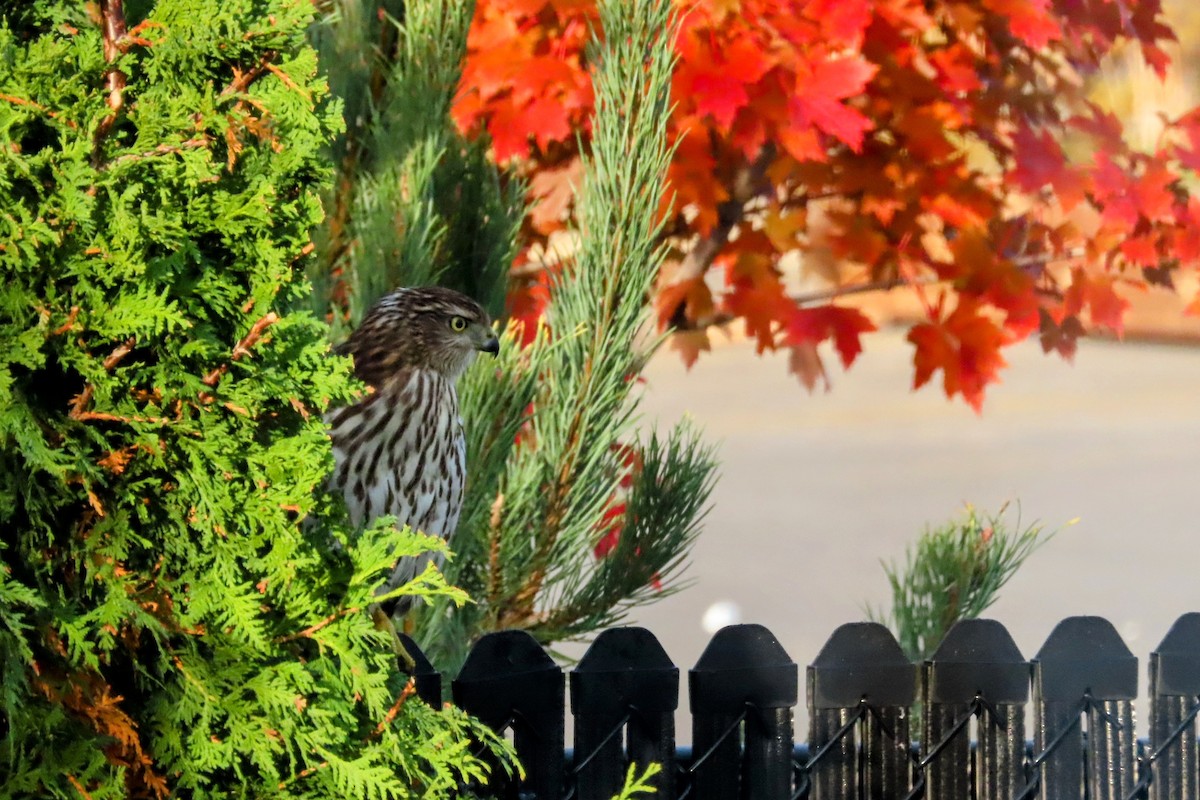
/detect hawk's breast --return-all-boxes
[327,369,465,556]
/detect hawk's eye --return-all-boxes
[449,316,468,332]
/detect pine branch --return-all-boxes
[496,0,680,628]
[869,505,1062,661]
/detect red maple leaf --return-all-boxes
[984,0,1061,48]
[1063,270,1131,335]
[909,297,1009,412]
[675,31,773,130]
[787,56,877,154]
[784,304,877,368]
[1120,235,1159,267]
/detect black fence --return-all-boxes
[401,613,1200,799]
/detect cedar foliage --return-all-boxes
[0,1,509,796]
[307,0,717,676]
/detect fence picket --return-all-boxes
[453,629,565,799]
[407,613,1200,800]
[1148,612,1200,800]
[1031,617,1137,800]
[922,619,1028,800]
[688,623,797,799]
[807,622,916,800]
[397,632,441,706]
[571,627,678,800]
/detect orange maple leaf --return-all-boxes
[1063,269,1131,336]
[909,297,1008,412]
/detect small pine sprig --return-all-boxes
[869,504,1069,661]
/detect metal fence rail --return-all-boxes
[401,613,1200,799]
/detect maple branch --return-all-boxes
[672,244,1095,332]
[791,276,935,306]
[675,275,942,332]
[672,143,777,286]
[1012,246,1086,268]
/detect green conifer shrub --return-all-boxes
[0,2,508,796]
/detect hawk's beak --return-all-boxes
[479,336,500,357]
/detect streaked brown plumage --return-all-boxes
[326,286,498,615]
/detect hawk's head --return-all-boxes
[339,287,499,386]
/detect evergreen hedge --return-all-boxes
[0,2,504,796]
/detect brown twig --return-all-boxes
[94,0,129,158]
[218,52,277,102]
[202,312,279,387]
[277,761,330,791]
[69,385,94,419]
[273,605,362,643]
[103,337,136,371]
[289,241,316,267]
[51,306,81,336]
[369,679,416,739]
[72,411,170,425]
[0,93,78,129]
[67,774,94,800]
[105,137,212,169]
[264,62,312,103]
[231,312,278,360]
[67,337,138,419]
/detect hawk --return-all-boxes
[326,286,498,617]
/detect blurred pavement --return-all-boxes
[574,327,1200,737]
